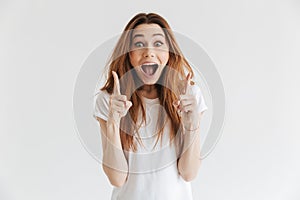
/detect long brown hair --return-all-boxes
[101,13,194,151]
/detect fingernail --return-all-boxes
[128,101,132,108]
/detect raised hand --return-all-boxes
[173,73,200,131]
[108,71,132,123]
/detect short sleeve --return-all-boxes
[190,84,208,114]
[93,90,111,121]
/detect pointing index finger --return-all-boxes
[112,71,121,95]
[184,72,192,95]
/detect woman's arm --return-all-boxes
[175,73,206,182]
[177,114,202,182]
[96,71,132,187]
[97,117,128,187]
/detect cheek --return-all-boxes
[129,52,139,66]
[161,52,169,64]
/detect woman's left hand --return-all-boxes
[173,73,200,131]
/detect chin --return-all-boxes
[143,80,158,85]
[137,75,158,85]
[140,72,162,85]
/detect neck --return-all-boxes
[139,84,158,99]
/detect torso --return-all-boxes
[111,96,193,200]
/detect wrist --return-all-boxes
[108,111,121,124]
[107,116,121,127]
[183,121,200,132]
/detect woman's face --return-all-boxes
[129,23,169,85]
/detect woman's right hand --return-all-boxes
[108,71,132,124]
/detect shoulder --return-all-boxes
[95,89,111,101]
[189,83,202,96]
[189,83,208,113]
[94,89,111,108]
[93,89,111,121]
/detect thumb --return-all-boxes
[112,71,121,95]
[126,101,132,109]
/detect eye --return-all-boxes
[154,41,163,47]
[134,42,144,48]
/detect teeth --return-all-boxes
[142,62,157,66]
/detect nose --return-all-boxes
[143,47,155,58]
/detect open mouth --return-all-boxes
[141,63,159,76]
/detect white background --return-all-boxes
[1,0,300,199]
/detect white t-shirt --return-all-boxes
[93,84,208,200]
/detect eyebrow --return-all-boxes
[132,33,165,39]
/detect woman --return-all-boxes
[94,12,208,200]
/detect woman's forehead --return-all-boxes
[132,24,165,37]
